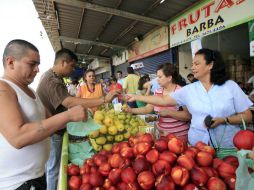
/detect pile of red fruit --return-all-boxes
[67,133,242,190]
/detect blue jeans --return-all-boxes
[45,134,63,190]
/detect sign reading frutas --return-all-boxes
[169,0,254,47]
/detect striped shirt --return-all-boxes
[153,86,189,139]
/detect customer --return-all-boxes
[125,63,190,142]
[136,76,152,108]
[127,48,253,148]
[187,73,198,83]
[103,78,111,94]
[109,77,123,104]
[37,49,117,190]
[123,66,140,108]
[0,39,86,190]
[116,70,125,86]
[68,78,79,96]
[76,69,103,112]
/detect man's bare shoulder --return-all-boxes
[0,80,16,97]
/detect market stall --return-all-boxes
[58,106,254,190]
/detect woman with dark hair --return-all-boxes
[124,63,191,142]
[135,76,152,107]
[76,69,104,112]
[127,48,253,148]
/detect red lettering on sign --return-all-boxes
[215,0,234,13]
[236,0,245,5]
[170,0,248,35]
[178,18,187,30]
[189,9,200,24]
[171,24,177,35]
[201,1,215,18]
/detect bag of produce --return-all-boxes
[67,118,102,166]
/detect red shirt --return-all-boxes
[109,83,123,101]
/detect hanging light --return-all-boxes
[81,58,86,64]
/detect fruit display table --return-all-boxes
[59,130,254,190]
[57,132,68,190]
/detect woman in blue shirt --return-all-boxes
[127,48,253,148]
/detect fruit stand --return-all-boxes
[58,108,254,190]
[58,108,155,190]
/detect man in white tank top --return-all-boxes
[0,39,87,190]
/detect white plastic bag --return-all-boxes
[235,150,254,190]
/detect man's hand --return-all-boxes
[105,90,120,103]
[67,105,87,122]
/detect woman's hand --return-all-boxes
[122,106,132,113]
[209,117,226,128]
[105,90,120,103]
[158,109,170,117]
[126,94,138,102]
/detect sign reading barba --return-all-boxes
[169,0,254,48]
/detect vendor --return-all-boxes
[127,48,253,148]
[76,69,104,112]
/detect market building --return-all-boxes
[2,0,254,189]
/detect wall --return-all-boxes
[178,45,192,82]
[128,26,168,62]
[178,23,251,82]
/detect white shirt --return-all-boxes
[171,80,253,148]
[68,84,78,96]
[117,78,125,87]
[0,79,50,190]
[150,78,160,93]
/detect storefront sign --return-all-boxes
[128,27,168,62]
[249,20,254,57]
[131,62,144,70]
[112,50,128,66]
[170,0,254,48]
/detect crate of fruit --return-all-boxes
[89,109,148,152]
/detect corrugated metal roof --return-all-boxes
[32,0,200,63]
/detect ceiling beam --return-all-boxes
[53,0,168,26]
[100,0,163,55]
[74,8,85,52]
[76,53,110,60]
[87,0,123,54]
[59,36,126,49]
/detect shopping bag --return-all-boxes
[216,148,237,159]
[235,150,254,190]
[213,115,248,159]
